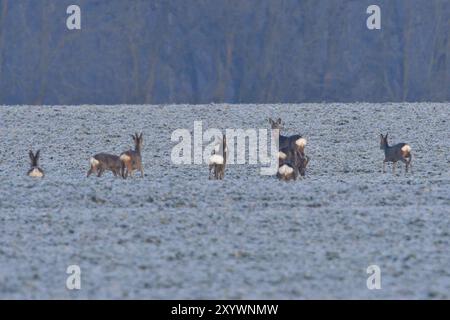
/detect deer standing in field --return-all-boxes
[27,150,44,178]
[120,132,144,178]
[296,149,310,178]
[209,135,227,180]
[277,146,310,181]
[87,153,123,178]
[269,118,307,151]
[380,133,413,174]
[269,118,309,179]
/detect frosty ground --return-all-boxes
[0,103,449,299]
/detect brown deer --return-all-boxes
[27,150,44,178]
[296,150,310,177]
[269,118,307,151]
[380,133,413,174]
[87,153,123,178]
[270,118,309,179]
[209,135,227,180]
[277,147,309,181]
[120,132,144,178]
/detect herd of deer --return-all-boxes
[207,118,412,180]
[28,132,145,179]
[26,118,413,181]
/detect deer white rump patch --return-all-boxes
[296,138,307,148]
[278,151,287,160]
[90,157,100,166]
[401,145,411,153]
[29,168,43,177]
[209,154,224,165]
[278,164,293,176]
[120,154,131,162]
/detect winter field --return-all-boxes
[0,103,449,299]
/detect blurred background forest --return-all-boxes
[0,0,448,105]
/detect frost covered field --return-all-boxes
[0,103,449,299]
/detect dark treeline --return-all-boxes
[0,0,448,105]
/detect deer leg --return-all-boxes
[127,163,133,178]
[397,157,406,173]
[121,164,126,179]
[87,166,94,177]
[407,156,413,174]
[392,161,397,174]
[121,161,127,179]
[382,161,386,173]
[399,158,408,173]
[215,165,220,180]
[399,157,411,174]
[211,165,215,180]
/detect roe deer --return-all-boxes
[209,135,227,180]
[277,147,310,180]
[269,118,309,178]
[27,150,44,178]
[296,150,310,177]
[87,153,123,178]
[380,133,412,174]
[269,118,307,151]
[120,132,144,178]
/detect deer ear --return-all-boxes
[277,118,282,124]
[268,118,274,125]
[29,150,34,161]
[139,132,143,140]
[35,150,40,160]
